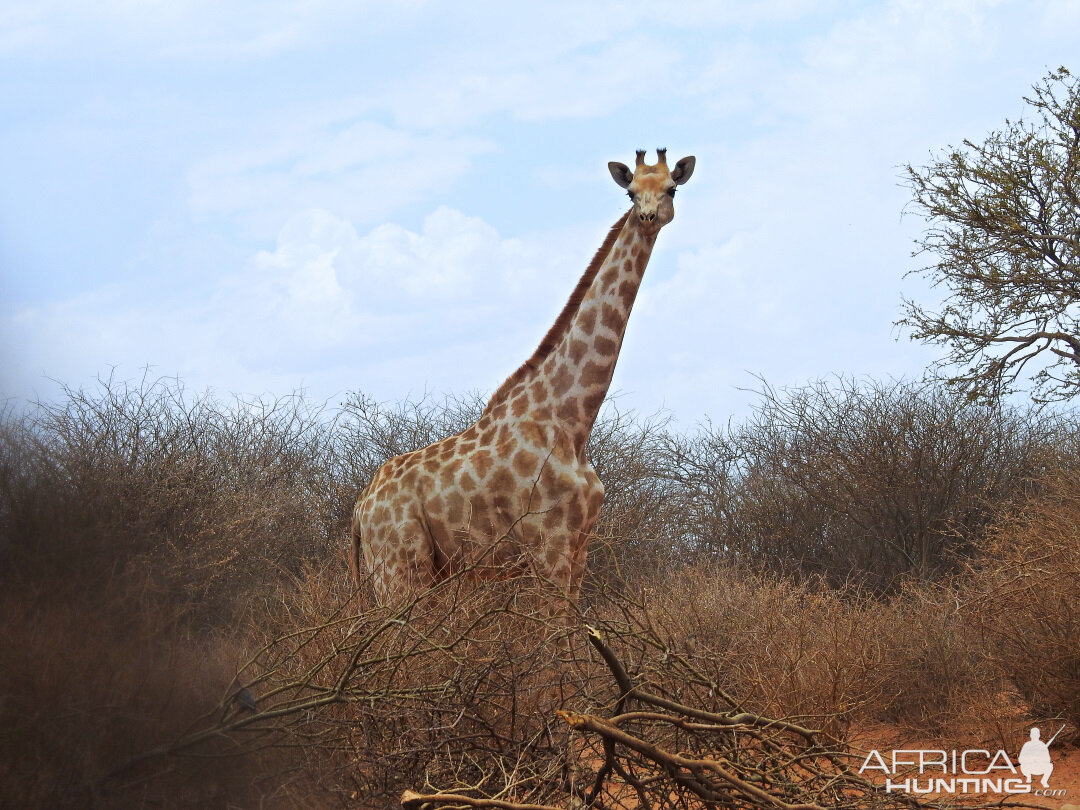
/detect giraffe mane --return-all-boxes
[483,209,631,415]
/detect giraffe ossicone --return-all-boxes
[350,149,696,607]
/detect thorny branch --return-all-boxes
[102,569,1047,810]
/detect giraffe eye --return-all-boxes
[667,187,677,197]
[627,190,636,201]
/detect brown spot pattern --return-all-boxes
[352,178,672,606]
[550,364,574,397]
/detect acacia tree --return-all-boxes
[901,67,1080,403]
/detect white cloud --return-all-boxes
[5,0,1078,422]
[0,286,213,403]
[1,206,592,405]
[376,36,683,130]
[219,205,581,370]
[0,0,430,58]
[0,0,818,66]
[187,123,495,235]
[214,206,532,365]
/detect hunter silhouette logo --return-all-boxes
[859,724,1068,798]
[1018,726,1061,788]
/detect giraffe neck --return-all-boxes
[530,214,657,448]
[484,211,629,418]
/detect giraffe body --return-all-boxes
[351,150,695,605]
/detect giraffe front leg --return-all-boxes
[528,534,578,629]
[567,530,591,604]
[568,484,603,603]
[533,533,593,794]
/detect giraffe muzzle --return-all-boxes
[635,198,674,230]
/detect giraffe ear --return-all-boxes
[671,156,696,185]
[608,161,634,189]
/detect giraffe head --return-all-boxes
[608,148,695,233]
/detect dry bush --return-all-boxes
[0,375,688,808]
[633,566,1012,743]
[336,390,486,488]
[551,612,926,810]
[0,373,351,808]
[4,371,1078,808]
[639,566,886,729]
[964,467,1080,732]
[104,567,596,807]
[871,580,1007,738]
[584,406,696,582]
[0,584,261,809]
[0,372,348,624]
[274,575,581,804]
[117,567,939,810]
[668,377,1072,590]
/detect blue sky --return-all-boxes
[2,1,1077,425]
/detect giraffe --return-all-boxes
[350,149,695,609]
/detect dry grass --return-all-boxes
[619,567,1008,743]
[963,467,1080,735]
